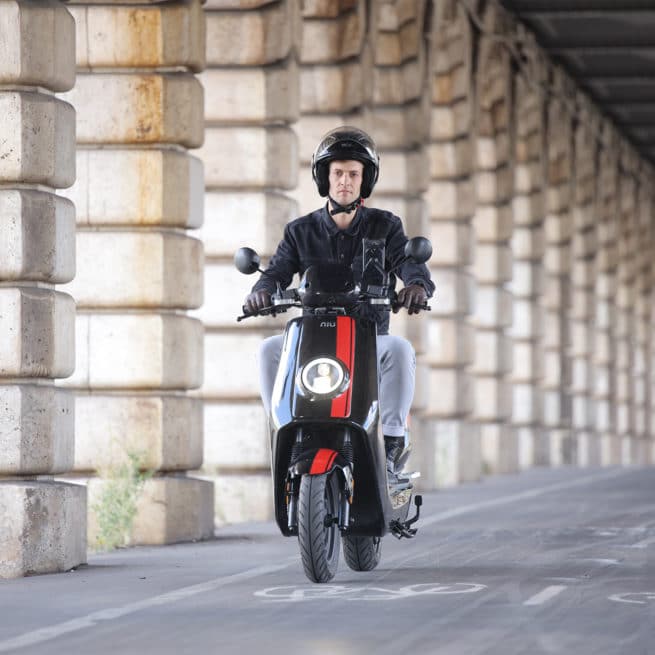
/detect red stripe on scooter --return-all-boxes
[310,448,338,475]
[331,316,355,418]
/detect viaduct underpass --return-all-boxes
[1,0,654,619]
[1,1,654,651]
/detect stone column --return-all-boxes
[368,1,431,472]
[594,129,620,464]
[421,1,480,487]
[542,72,575,465]
[293,0,372,217]
[509,48,547,470]
[60,0,213,545]
[644,188,655,464]
[197,0,300,524]
[471,7,517,475]
[615,148,640,464]
[0,0,86,577]
[570,99,601,466]
[634,176,654,464]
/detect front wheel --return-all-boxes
[342,535,381,572]
[298,472,341,583]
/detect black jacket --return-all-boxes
[252,205,435,335]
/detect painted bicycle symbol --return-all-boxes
[609,592,655,606]
[255,582,486,602]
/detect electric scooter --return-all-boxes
[235,234,432,583]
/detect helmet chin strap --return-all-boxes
[328,195,362,216]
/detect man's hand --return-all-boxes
[244,290,271,315]
[395,284,427,315]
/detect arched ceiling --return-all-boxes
[499,0,655,165]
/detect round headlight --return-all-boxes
[299,357,347,397]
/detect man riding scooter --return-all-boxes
[244,126,435,480]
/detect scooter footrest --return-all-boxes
[389,479,413,493]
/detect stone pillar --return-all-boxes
[472,7,518,476]
[594,129,620,464]
[634,176,654,464]
[542,72,575,465]
[570,99,601,466]
[293,0,372,216]
[615,148,640,464]
[0,0,86,577]
[645,188,655,463]
[197,0,300,524]
[60,0,213,545]
[421,1,480,487]
[368,1,431,473]
[509,48,547,470]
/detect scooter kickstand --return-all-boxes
[390,495,422,539]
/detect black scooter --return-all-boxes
[235,235,432,583]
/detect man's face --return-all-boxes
[328,160,364,206]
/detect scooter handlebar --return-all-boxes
[237,291,431,321]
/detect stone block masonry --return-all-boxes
[0,0,85,579]
[60,0,213,546]
[197,0,300,525]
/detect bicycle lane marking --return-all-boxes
[608,592,655,605]
[254,582,487,602]
[0,561,296,653]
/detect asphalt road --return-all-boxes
[1,467,653,655]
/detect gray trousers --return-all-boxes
[258,334,416,438]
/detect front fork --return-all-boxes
[286,428,354,532]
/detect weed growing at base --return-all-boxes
[92,450,153,551]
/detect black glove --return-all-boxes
[395,284,427,315]
[244,289,271,314]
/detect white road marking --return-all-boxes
[575,558,619,565]
[629,535,655,549]
[609,592,655,605]
[523,585,567,606]
[419,469,627,528]
[254,582,487,602]
[0,561,294,653]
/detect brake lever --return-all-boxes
[391,300,431,313]
[237,303,288,322]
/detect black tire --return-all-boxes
[298,472,341,583]
[342,535,382,572]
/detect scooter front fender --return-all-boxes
[288,448,353,494]
[286,448,354,533]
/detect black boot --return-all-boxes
[385,436,406,481]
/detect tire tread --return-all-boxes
[298,473,340,583]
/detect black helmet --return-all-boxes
[311,126,380,198]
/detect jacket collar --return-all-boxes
[319,203,365,236]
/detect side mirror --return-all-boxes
[234,247,261,275]
[404,237,432,264]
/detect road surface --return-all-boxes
[1,467,653,654]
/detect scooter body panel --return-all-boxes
[269,314,409,537]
